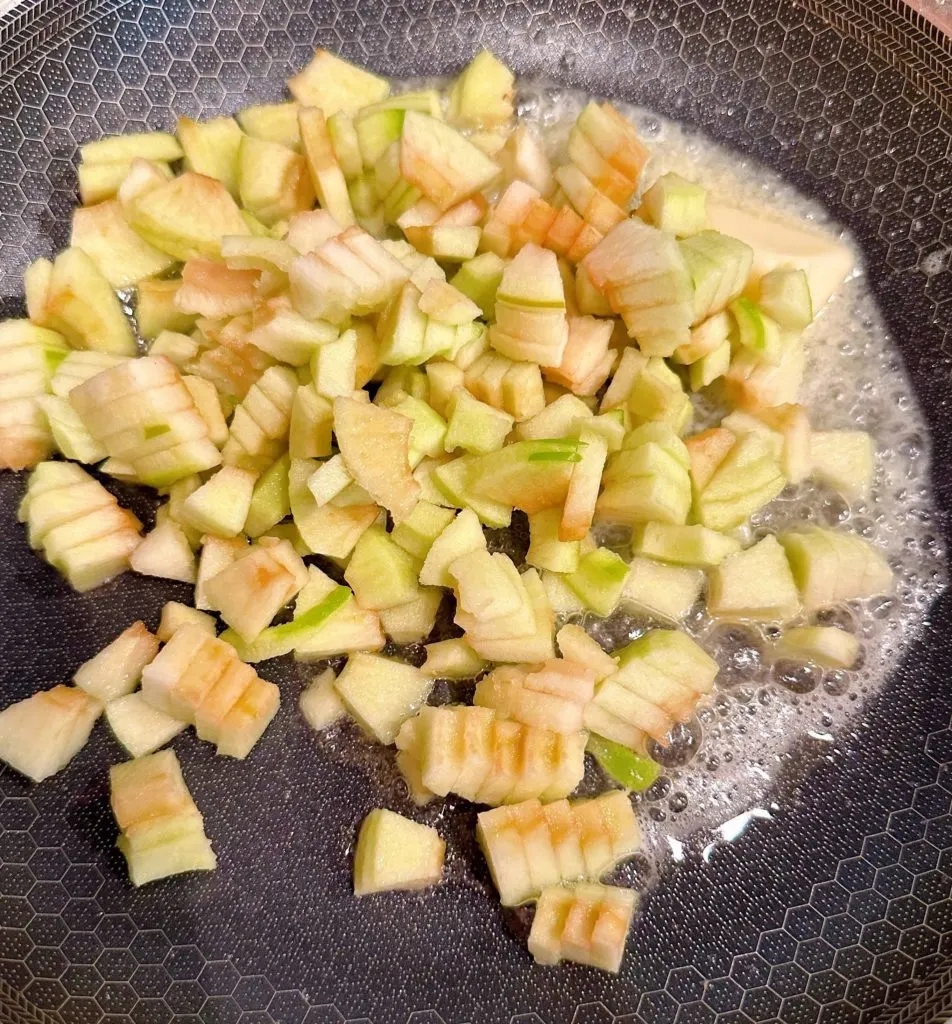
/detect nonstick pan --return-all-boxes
[1,1,952,1022]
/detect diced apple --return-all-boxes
[0,685,102,783]
[810,429,874,501]
[289,50,390,115]
[204,539,307,643]
[157,602,217,643]
[128,171,249,261]
[129,520,196,584]
[774,626,860,669]
[631,521,741,568]
[449,50,515,127]
[421,638,487,679]
[180,467,256,539]
[400,111,500,212]
[708,535,801,621]
[335,652,433,744]
[74,621,160,702]
[333,394,420,522]
[345,525,421,610]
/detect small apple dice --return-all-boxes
[221,365,298,475]
[778,527,893,610]
[333,394,420,522]
[597,423,692,527]
[69,355,221,487]
[21,460,143,592]
[334,652,433,745]
[73,621,160,702]
[110,749,216,886]
[490,243,569,368]
[0,685,102,782]
[396,705,585,806]
[707,535,801,622]
[474,660,596,734]
[141,625,280,758]
[529,883,637,973]
[582,217,694,356]
[774,626,860,669]
[476,791,640,905]
[0,319,69,470]
[693,432,786,531]
[353,809,445,896]
[584,629,718,751]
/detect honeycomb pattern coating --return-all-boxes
[1,1,952,1023]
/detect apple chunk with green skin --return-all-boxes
[564,547,629,617]
[620,556,703,624]
[707,535,801,622]
[399,111,500,212]
[333,395,420,523]
[353,809,445,896]
[73,621,160,702]
[335,652,433,745]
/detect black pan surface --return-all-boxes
[1,2,952,1022]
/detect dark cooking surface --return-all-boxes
[1,1,952,1022]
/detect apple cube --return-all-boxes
[778,527,892,610]
[353,809,445,896]
[130,520,196,584]
[694,432,786,531]
[639,171,707,237]
[556,624,618,683]
[421,638,487,679]
[73,621,159,703]
[336,653,433,745]
[774,626,860,669]
[620,556,703,624]
[344,525,421,610]
[157,602,216,643]
[289,49,390,115]
[0,685,102,783]
[708,535,801,621]
[204,539,308,643]
[810,430,874,501]
[564,547,629,617]
[527,507,581,574]
[449,50,514,127]
[333,394,420,522]
[400,111,500,212]
[106,692,186,758]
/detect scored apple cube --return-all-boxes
[0,685,102,783]
[397,705,586,805]
[529,883,637,973]
[23,460,143,592]
[586,629,718,749]
[109,749,216,886]
[69,356,221,487]
[477,791,640,905]
[353,808,445,896]
[474,659,596,734]
[778,527,893,610]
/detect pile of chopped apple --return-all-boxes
[0,46,893,972]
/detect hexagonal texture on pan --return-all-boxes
[0,1,951,1023]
